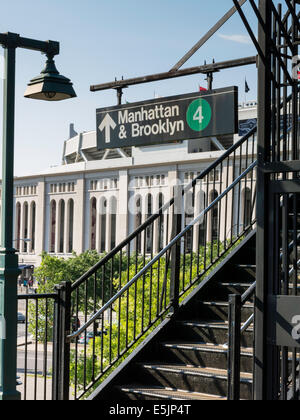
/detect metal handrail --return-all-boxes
[71,125,258,291]
[68,161,257,341]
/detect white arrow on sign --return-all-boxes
[99,113,117,144]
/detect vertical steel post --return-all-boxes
[52,293,61,400]
[228,294,241,400]
[254,0,273,400]
[170,186,182,313]
[56,281,71,400]
[0,43,21,401]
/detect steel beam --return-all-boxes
[90,56,256,92]
[170,0,248,72]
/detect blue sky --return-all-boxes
[0,0,259,176]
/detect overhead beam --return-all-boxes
[0,32,59,55]
[170,0,248,72]
[90,55,256,92]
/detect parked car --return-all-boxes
[78,334,90,345]
[17,313,26,324]
[78,330,107,344]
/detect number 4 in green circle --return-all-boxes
[186,98,212,132]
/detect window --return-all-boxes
[210,190,219,243]
[59,200,65,253]
[209,170,220,182]
[146,194,153,253]
[198,191,206,247]
[158,193,164,251]
[23,202,29,252]
[100,199,107,253]
[90,197,97,250]
[68,199,74,253]
[15,203,21,251]
[135,196,142,254]
[110,197,117,250]
[30,202,36,253]
[243,188,252,228]
[50,201,56,253]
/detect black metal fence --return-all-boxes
[17,293,57,400]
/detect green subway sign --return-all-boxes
[96,87,238,150]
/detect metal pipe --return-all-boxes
[90,56,256,92]
[170,0,248,72]
[0,45,21,401]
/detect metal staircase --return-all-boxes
[91,232,256,401]
[62,125,257,400]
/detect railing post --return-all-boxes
[53,281,71,401]
[228,294,241,400]
[170,186,182,313]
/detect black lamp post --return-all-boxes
[0,32,76,400]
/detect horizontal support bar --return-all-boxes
[90,56,257,92]
[270,179,300,194]
[17,293,57,300]
[0,32,59,55]
[263,160,300,174]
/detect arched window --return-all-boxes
[23,202,29,252]
[100,199,107,253]
[243,188,252,228]
[68,199,74,253]
[158,193,164,251]
[50,200,56,253]
[110,197,117,250]
[210,190,219,243]
[15,202,21,251]
[198,191,206,247]
[184,191,194,253]
[30,202,36,253]
[135,196,142,254]
[90,197,97,250]
[146,194,153,253]
[59,200,65,253]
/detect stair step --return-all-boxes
[160,342,253,372]
[140,364,252,380]
[174,320,253,347]
[236,265,256,269]
[220,283,253,288]
[161,342,253,355]
[137,364,252,399]
[118,385,227,400]
[234,265,256,280]
[198,301,254,322]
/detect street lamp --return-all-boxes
[0,32,76,401]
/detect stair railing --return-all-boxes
[66,157,257,400]
[227,239,300,401]
[227,282,256,400]
[57,85,297,400]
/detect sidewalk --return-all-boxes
[18,373,53,401]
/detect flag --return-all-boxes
[245,79,250,93]
[199,85,207,92]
